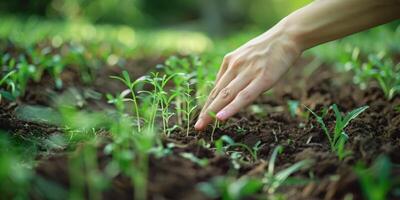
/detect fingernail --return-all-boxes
[216,111,227,120]
[194,120,203,130]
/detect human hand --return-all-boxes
[194,26,302,131]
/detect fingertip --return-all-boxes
[217,110,232,121]
[216,110,227,121]
[194,120,204,131]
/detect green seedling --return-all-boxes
[0,70,16,101]
[180,152,209,167]
[197,176,263,200]
[355,155,393,200]
[182,81,198,136]
[149,72,175,135]
[110,70,143,132]
[209,111,220,142]
[306,104,368,160]
[142,72,175,134]
[199,145,310,199]
[215,135,263,162]
[287,100,299,118]
[106,92,127,114]
[263,145,311,194]
[349,50,400,100]
[163,56,192,126]
[149,143,175,158]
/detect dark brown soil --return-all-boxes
[1,54,400,200]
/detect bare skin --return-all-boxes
[194,0,400,131]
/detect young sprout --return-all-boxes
[306,104,369,160]
[0,70,16,101]
[142,72,175,134]
[160,93,176,136]
[163,56,190,126]
[263,145,311,194]
[287,100,299,118]
[349,50,400,100]
[110,70,143,132]
[215,135,263,162]
[182,81,198,136]
[106,91,128,114]
[208,111,220,142]
[197,176,263,200]
[180,152,209,167]
[354,155,393,200]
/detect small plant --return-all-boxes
[110,71,144,132]
[209,111,220,141]
[263,145,311,194]
[142,72,175,134]
[348,50,400,100]
[287,100,299,118]
[354,155,394,200]
[0,70,16,101]
[198,145,310,199]
[197,176,263,200]
[181,81,198,136]
[215,135,263,162]
[180,152,209,167]
[306,104,369,160]
[163,56,192,126]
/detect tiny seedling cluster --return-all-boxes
[346,48,400,100]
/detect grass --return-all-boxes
[306,104,369,160]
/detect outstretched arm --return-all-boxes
[194,0,400,131]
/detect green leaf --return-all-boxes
[270,160,311,193]
[230,178,263,199]
[220,135,235,145]
[122,70,131,84]
[287,100,299,118]
[0,70,16,85]
[305,106,333,148]
[342,105,369,129]
[268,145,284,175]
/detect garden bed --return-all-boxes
[2,43,399,199]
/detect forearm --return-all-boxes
[279,0,400,51]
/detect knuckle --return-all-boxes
[223,54,233,64]
[229,59,243,69]
[219,87,233,100]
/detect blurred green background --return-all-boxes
[0,0,398,57]
[0,0,312,35]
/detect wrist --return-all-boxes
[276,15,308,52]
[268,18,304,56]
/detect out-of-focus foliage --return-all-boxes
[308,22,400,62]
[0,0,312,34]
[0,16,213,55]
